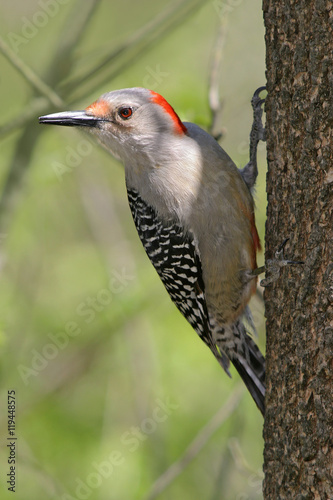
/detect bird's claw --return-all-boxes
[240,86,267,190]
[260,238,304,287]
[251,87,266,143]
[251,86,266,105]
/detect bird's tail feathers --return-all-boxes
[231,320,265,415]
[232,353,265,415]
[213,318,265,415]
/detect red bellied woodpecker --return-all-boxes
[39,87,267,414]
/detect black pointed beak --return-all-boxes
[39,110,102,127]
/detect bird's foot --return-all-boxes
[251,238,304,287]
[250,86,266,143]
[240,86,267,190]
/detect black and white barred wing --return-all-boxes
[126,188,266,413]
[127,188,211,344]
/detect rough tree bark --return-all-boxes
[262,1,333,499]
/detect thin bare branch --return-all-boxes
[143,385,244,500]
[18,437,65,497]
[0,0,207,228]
[0,125,41,228]
[0,0,205,137]
[0,1,100,138]
[0,98,48,139]
[0,37,64,107]
[49,0,101,74]
[62,0,186,93]
[78,168,137,274]
[66,0,210,103]
[208,19,227,140]
[0,1,100,228]
[228,437,264,476]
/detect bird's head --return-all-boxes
[39,88,187,164]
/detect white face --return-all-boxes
[39,87,182,161]
[39,87,189,195]
[83,87,186,165]
[84,90,153,160]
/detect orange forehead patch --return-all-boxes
[85,99,110,117]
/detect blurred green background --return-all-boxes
[0,1,266,499]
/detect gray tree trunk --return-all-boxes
[262,1,333,498]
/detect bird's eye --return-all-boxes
[118,107,133,119]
